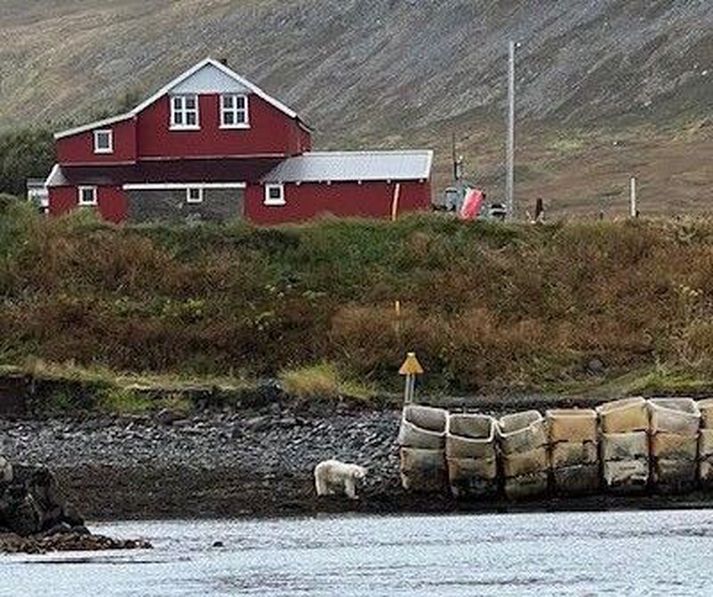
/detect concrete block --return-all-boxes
[547,409,597,443]
[596,397,648,433]
[550,441,598,468]
[601,432,648,461]
[502,446,548,478]
[504,472,549,500]
[552,463,600,495]
[399,447,447,492]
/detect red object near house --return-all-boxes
[46,58,433,225]
[459,188,484,220]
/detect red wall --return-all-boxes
[56,118,137,165]
[49,180,432,226]
[136,94,309,159]
[245,180,432,225]
[48,186,128,223]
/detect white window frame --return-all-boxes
[78,186,98,206]
[170,94,200,130]
[186,187,204,204]
[264,183,285,206]
[93,129,113,154]
[220,94,250,129]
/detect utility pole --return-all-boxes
[630,176,638,218]
[505,40,516,220]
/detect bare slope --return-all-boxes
[0,0,711,213]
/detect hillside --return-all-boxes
[0,0,711,215]
[5,202,713,397]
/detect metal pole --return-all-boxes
[404,374,414,404]
[630,176,637,218]
[505,40,516,220]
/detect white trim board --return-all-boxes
[123,182,246,190]
[55,57,304,140]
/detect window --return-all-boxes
[186,187,203,204]
[93,129,113,154]
[170,95,199,129]
[78,186,98,206]
[220,94,249,128]
[264,183,285,206]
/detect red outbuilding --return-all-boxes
[46,58,433,225]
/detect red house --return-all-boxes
[46,58,433,225]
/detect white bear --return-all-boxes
[314,460,367,500]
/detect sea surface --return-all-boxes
[3,509,713,596]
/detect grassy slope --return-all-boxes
[5,202,713,399]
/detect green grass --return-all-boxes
[279,362,374,401]
[5,206,713,397]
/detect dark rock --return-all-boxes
[586,358,605,375]
[155,409,181,426]
[245,416,270,431]
[43,522,72,536]
[62,503,84,527]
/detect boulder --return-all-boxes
[0,464,83,537]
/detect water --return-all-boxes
[3,510,713,596]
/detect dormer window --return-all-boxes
[93,130,113,154]
[221,94,249,128]
[171,95,199,129]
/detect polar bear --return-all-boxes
[314,460,367,500]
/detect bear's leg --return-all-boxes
[344,476,358,500]
[315,470,329,497]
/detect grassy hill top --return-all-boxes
[4,201,713,399]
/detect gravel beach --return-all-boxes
[4,402,713,520]
[0,407,406,519]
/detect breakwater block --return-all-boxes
[547,409,599,496]
[398,405,448,492]
[445,414,497,499]
[499,410,549,500]
[597,398,650,493]
[399,447,447,493]
[649,398,700,493]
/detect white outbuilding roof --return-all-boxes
[262,150,433,183]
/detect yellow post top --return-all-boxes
[399,352,424,376]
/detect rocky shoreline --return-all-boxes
[3,402,713,522]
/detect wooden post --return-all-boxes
[391,182,401,222]
[630,177,637,218]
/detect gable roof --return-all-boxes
[55,57,306,139]
[262,151,434,183]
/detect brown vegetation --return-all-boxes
[4,203,713,394]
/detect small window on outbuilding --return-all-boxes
[93,130,113,154]
[78,186,98,206]
[186,187,203,204]
[264,183,285,206]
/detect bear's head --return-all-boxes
[353,466,368,480]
